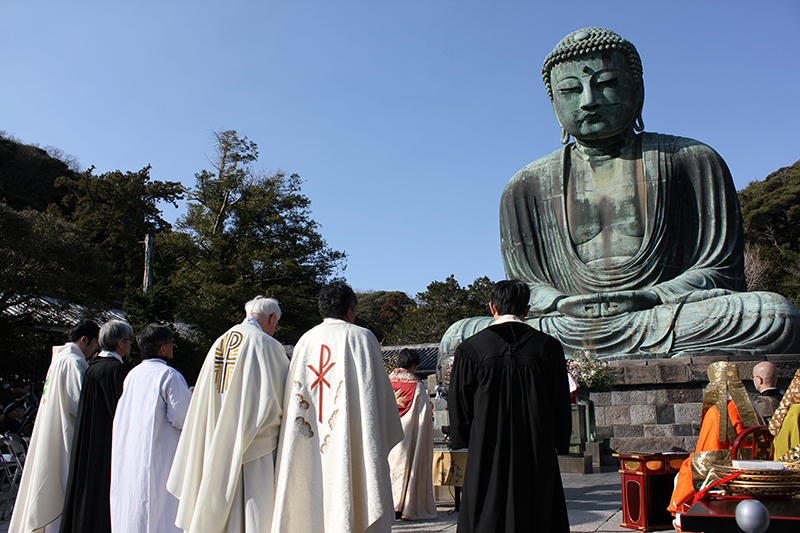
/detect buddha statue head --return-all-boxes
[542,28,645,145]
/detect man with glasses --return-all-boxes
[753,361,783,422]
[61,319,132,533]
[111,324,191,533]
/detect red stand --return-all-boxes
[614,452,689,531]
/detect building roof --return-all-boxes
[3,295,125,332]
[381,343,439,374]
[4,295,193,337]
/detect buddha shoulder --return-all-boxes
[647,133,727,164]
[502,148,564,198]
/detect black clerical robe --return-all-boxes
[449,321,571,533]
[61,355,128,533]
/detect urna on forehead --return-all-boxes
[542,27,643,100]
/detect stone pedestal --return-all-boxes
[558,454,593,473]
[592,354,799,458]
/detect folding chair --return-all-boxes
[18,407,37,438]
[1,432,26,519]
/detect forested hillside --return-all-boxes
[739,159,800,308]
[1,131,345,382]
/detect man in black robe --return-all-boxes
[449,280,571,532]
[61,320,132,533]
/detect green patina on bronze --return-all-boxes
[440,28,800,359]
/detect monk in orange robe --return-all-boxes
[668,361,763,516]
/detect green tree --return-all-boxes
[0,203,110,320]
[739,159,800,307]
[464,276,494,315]
[386,275,494,345]
[171,130,345,346]
[54,166,184,299]
[0,132,77,211]
[355,290,415,342]
[0,203,111,377]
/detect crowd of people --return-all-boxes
[1,379,39,437]
[4,281,450,533]
[3,279,577,533]
[5,280,798,533]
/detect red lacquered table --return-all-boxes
[614,452,690,531]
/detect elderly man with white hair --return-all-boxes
[168,296,289,533]
[61,319,132,533]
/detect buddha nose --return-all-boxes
[581,85,601,110]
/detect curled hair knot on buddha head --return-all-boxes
[542,27,643,101]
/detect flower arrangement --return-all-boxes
[567,349,615,390]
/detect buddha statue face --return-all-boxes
[550,51,641,143]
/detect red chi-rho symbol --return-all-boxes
[308,344,336,423]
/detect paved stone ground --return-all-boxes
[0,470,635,533]
[391,470,634,532]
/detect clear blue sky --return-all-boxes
[3,1,799,298]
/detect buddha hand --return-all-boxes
[556,290,661,318]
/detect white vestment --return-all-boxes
[167,321,289,533]
[271,318,404,533]
[110,358,192,533]
[387,369,437,520]
[8,343,87,533]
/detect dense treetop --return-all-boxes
[0,130,345,381]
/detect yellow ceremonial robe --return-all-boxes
[773,404,800,460]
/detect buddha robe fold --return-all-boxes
[8,344,86,533]
[442,133,799,357]
[166,321,289,533]
[271,318,404,533]
[387,368,437,520]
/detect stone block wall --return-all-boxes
[589,354,800,459]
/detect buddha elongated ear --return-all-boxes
[633,84,645,132]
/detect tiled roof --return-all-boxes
[3,295,192,336]
[3,295,125,331]
[381,343,439,373]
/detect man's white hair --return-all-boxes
[245,296,282,321]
